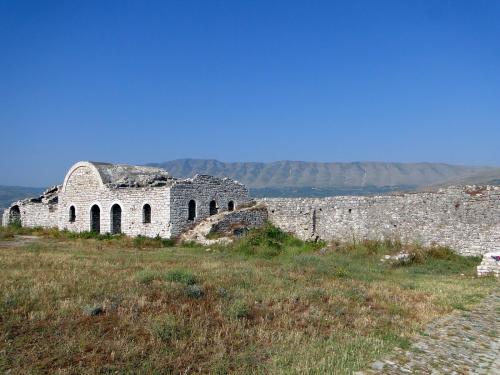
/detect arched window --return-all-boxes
[111,204,122,234]
[188,200,196,221]
[69,206,76,222]
[209,200,218,216]
[9,205,21,226]
[90,205,100,233]
[143,204,151,224]
[228,201,235,211]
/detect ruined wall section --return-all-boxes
[169,175,252,237]
[60,164,171,238]
[210,205,268,235]
[262,186,500,256]
[2,186,60,228]
[2,200,59,228]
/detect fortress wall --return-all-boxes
[169,175,252,237]
[1,201,59,229]
[21,202,59,228]
[210,205,269,235]
[261,186,500,256]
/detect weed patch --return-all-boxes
[151,315,188,343]
[226,222,324,258]
[228,299,251,319]
[165,269,197,285]
[136,269,161,285]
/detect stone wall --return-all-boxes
[169,175,252,237]
[2,186,60,229]
[2,201,59,228]
[210,205,268,235]
[261,186,500,256]
[60,164,171,238]
[1,163,252,240]
[3,159,498,254]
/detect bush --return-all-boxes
[136,270,160,285]
[161,238,176,247]
[228,299,251,319]
[165,269,197,285]
[134,235,176,249]
[228,222,324,258]
[185,284,204,299]
[0,224,39,239]
[83,305,104,316]
[400,246,456,265]
[0,226,16,240]
[150,315,187,343]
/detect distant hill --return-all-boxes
[249,185,418,198]
[1,160,497,206]
[0,185,44,211]
[429,168,500,188]
[149,159,493,194]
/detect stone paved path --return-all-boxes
[358,291,500,374]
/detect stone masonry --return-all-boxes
[2,161,499,256]
[260,185,500,256]
[2,161,252,239]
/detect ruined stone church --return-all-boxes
[2,161,252,238]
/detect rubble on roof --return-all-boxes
[91,162,175,188]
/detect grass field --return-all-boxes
[0,224,495,374]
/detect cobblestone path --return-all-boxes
[359,291,500,374]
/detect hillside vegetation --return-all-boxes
[0,225,494,374]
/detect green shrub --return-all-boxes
[398,246,458,265]
[136,270,160,285]
[228,222,324,258]
[182,241,204,248]
[73,231,113,240]
[150,315,187,343]
[185,284,204,299]
[165,269,197,285]
[228,299,251,319]
[160,238,176,247]
[133,235,176,249]
[205,232,223,240]
[0,227,16,240]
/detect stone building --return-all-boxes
[2,161,499,257]
[2,161,252,238]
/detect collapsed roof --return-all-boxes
[90,162,175,188]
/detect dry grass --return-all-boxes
[0,226,495,374]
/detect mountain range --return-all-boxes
[1,160,499,209]
[149,159,498,196]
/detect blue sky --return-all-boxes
[1,0,499,186]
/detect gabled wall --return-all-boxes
[60,163,171,237]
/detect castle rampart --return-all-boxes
[260,186,500,256]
